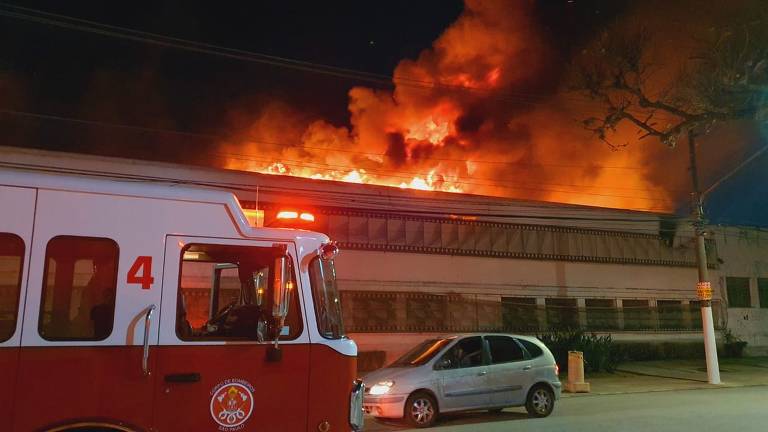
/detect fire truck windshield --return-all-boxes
[309,257,345,339]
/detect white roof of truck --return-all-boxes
[0,165,329,243]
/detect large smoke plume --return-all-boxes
[219,0,762,213]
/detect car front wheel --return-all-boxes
[404,391,438,428]
[525,384,555,418]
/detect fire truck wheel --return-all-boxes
[404,391,438,428]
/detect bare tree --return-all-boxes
[573,11,768,150]
[572,7,768,386]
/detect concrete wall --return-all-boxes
[715,227,768,354]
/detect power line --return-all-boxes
[0,2,691,117]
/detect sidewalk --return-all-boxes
[562,357,768,397]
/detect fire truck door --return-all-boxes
[0,186,35,430]
[153,236,311,431]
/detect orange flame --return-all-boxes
[220,0,673,212]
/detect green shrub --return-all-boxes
[613,341,705,361]
[538,329,622,373]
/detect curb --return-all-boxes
[561,381,768,398]
[613,368,709,383]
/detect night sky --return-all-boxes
[0,1,765,227]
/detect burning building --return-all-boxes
[1,0,766,370]
[2,146,766,368]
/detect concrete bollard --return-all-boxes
[564,351,591,393]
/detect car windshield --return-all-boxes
[389,338,453,367]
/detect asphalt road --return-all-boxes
[365,386,768,432]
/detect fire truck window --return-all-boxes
[0,233,24,342]
[39,236,118,341]
[309,257,345,339]
[177,244,302,341]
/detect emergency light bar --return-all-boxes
[276,210,315,222]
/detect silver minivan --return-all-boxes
[363,334,561,427]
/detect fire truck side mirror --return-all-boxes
[268,254,291,362]
[272,255,291,320]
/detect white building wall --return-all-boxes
[336,250,705,299]
[715,227,768,355]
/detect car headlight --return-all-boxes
[369,380,395,395]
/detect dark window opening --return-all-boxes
[0,233,24,342]
[436,336,484,369]
[545,298,579,329]
[39,236,118,341]
[502,297,538,332]
[757,278,768,308]
[726,277,751,308]
[657,300,685,329]
[486,335,525,364]
[758,279,768,309]
[518,338,544,358]
[585,299,619,330]
[177,244,302,341]
[623,299,652,330]
[309,257,345,339]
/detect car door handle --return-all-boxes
[523,365,532,371]
[478,370,488,376]
[165,372,201,383]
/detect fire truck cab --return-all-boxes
[0,168,364,432]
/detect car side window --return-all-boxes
[436,336,484,369]
[517,338,544,359]
[487,335,525,364]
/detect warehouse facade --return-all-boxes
[2,147,766,363]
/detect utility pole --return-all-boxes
[687,130,720,385]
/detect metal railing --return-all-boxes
[340,291,724,333]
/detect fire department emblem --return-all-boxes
[210,379,255,431]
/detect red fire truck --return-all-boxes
[0,167,364,431]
